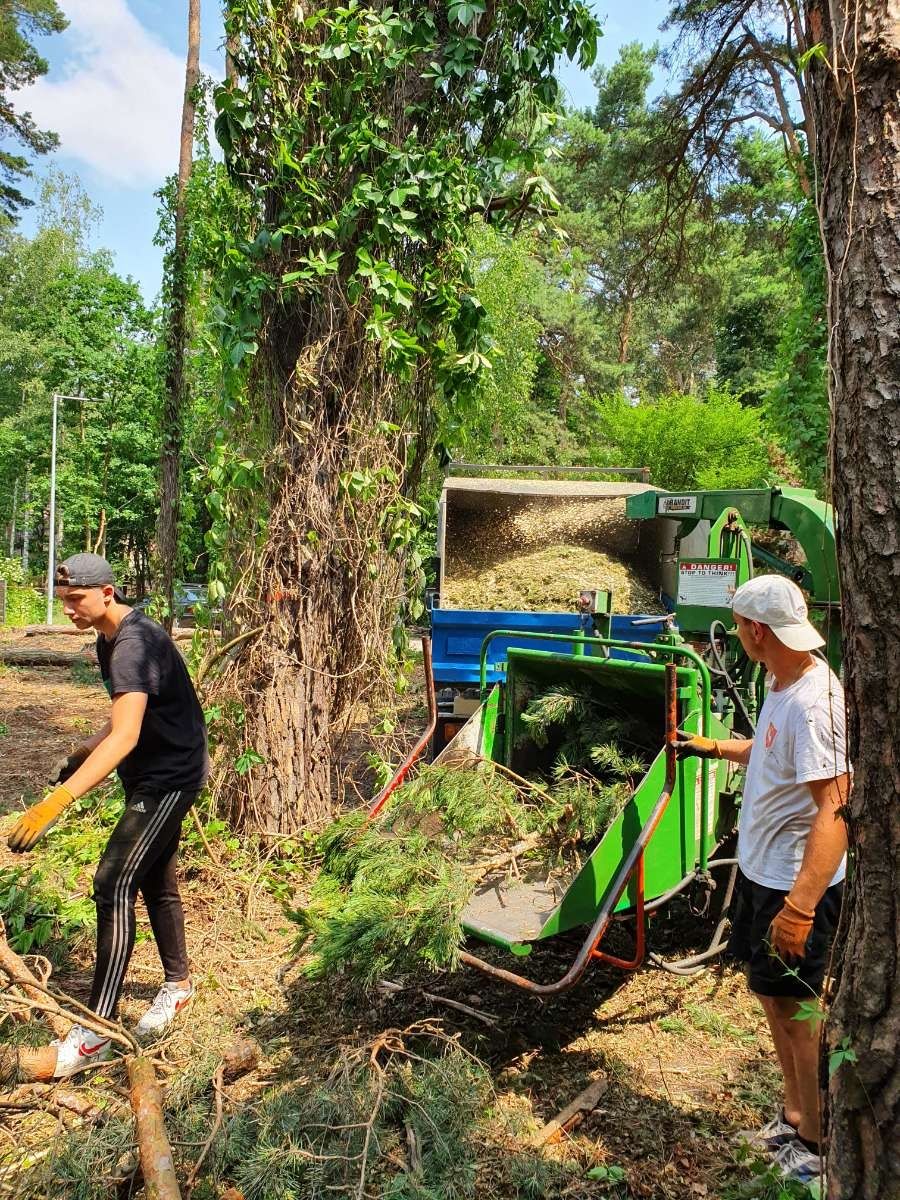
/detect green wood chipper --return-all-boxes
[374,484,841,995]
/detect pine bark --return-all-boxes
[805,3,900,1196]
[157,0,200,628]
[217,290,408,833]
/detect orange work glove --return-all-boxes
[674,730,721,760]
[768,897,815,960]
[8,786,75,853]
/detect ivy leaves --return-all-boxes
[448,1,485,26]
[214,0,600,402]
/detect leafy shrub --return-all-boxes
[0,555,44,626]
[589,389,771,490]
[0,786,125,956]
[764,200,828,492]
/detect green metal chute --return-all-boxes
[452,646,732,957]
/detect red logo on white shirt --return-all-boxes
[765,722,778,749]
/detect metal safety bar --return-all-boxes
[368,637,437,819]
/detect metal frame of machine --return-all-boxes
[374,485,842,996]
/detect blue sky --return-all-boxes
[17,1,673,302]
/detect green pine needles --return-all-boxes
[290,684,652,988]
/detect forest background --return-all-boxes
[0,3,828,618]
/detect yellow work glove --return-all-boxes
[768,897,815,961]
[8,786,76,853]
[674,730,721,760]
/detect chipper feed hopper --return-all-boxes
[378,484,840,995]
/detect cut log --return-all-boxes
[221,1037,259,1082]
[530,1074,608,1147]
[128,1055,182,1200]
[0,919,70,1039]
[0,647,96,667]
[23,624,98,637]
[23,624,196,641]
[0,1045,57,1084]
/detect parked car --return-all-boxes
[132,582,210,626]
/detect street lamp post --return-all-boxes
[46,393,103,625]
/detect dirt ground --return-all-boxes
[0,633,109,815]
[0,640,786,1199]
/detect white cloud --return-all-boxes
[20,0,212,187]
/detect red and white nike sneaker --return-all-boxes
[51,1024,113,1079]
[135,981,194,1040]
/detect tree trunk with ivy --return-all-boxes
[157,0,200,627]
[804,3,900,1195]
[210,1,600,833]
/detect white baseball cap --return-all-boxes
[731,575,825,651]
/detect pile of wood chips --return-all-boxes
[443,496,664,614]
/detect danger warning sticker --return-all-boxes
[677,560,738,608]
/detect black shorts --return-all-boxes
[727,869,843,998]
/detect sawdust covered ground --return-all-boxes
[0,631,108,815]
[0,653,780,1199]
[443,497,665,614]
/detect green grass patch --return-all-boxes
[685,1003,757,1045]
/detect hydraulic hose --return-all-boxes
[648,859,739,976]
[708,619,756,735]
[737,528,755,579]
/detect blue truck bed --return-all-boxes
[430,607,666,685]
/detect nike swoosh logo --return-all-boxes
[175,994,192,1011]
[79,1040,109,1057]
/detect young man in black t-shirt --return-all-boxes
[8,554,208,1078]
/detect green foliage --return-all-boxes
[23,1029,562,1200]
[588,390,771,490]
[0,172,162,586]
[451,223,544,461]
[215,0,598,386]
[0,554,43,624]
[684,1002,755,1045]
[713,136,804,408]
[765,198,828,491]
[292,696,650,987]
[725,1145,821,1200]
[0,862,94,957]
[0,0,68,218]
[202,0,600,608]
[828,1035,858,1079]
[0,785,124,957]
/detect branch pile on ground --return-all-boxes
[19,1022,579,1199]
[443,497,664,613]
[291,690,652,988]
[0,918,181,1199]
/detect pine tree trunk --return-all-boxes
[157,0,200,627]
[805,3,900,1195]
[617,295,634,364]
[216,295,408,833]
[21,480,29,572]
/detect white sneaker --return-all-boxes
[51,1023,113,1079]
[134,981,194,1039]
[736,1111,798,1153]
[774,1136,822,1185]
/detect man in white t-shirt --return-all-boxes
[677,576,849,1186]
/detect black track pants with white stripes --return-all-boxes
[89,785,197,1020]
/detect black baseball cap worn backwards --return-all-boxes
[55,553,126,601]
